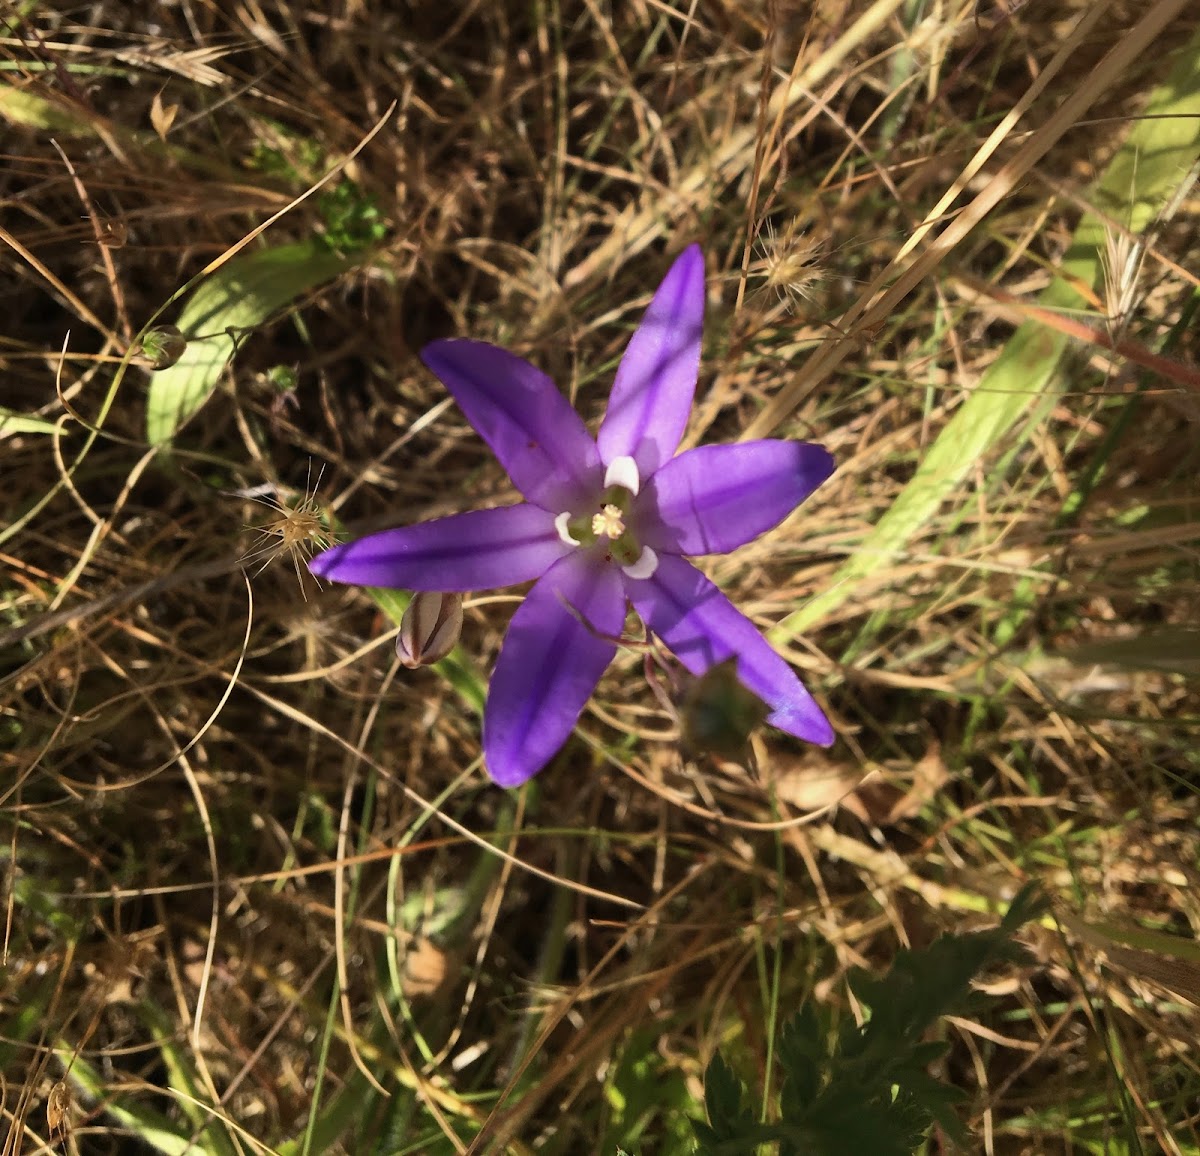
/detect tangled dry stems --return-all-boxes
[2,1,1198,1152]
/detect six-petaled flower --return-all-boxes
[310,244,835,787]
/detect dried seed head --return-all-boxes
[98,217,129,249]
[753,218,824,307]
[138,324,187,370]
[47,1081,72,1142]
[1100,220,1146,338]
[239,463,336,598]
[150,90,179,139]
[397,591,463,668]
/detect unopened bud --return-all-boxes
[397,592,463,668]
[138,325,187,370]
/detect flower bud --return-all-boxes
[138,325,187,370]
[397,592,463,668]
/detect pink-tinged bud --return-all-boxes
[397,592,463,668]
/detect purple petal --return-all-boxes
[597,245,705,481]
[625,553,834,745]
[309,504,570,591]
[484,554,626,787]
[422,339,602,511]
[637,441,834,556]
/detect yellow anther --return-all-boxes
[592,504,626,539]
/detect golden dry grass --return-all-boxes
[2,1,1199,1153]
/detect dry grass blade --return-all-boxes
[745,0,1189,439]
[772,4,1200,638]
[3,2,1198,1153]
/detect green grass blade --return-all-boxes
[138,1003,241,1156]
[276,1068,383,1156]
[1060,629,1200,678]
[0,86,96,134]
[1063,911,1200,967]
[61,1044,218,1156]
[0,974,56,1070]
[774,27,1200,641]
[0,407,59,436]
[145,239,351,445]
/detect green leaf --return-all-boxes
[694,1051,756,1148]
[774,24,1200,639]
[778,1004,822,1109]
[0,407,59,436]
[139,1003,240,1156]
[62,1044,216,1156]
[897,1069,969,1145]
[1001,882,1050,934]
[1060,629,1200,678]
[602,1027,696,1153]
[145,239,351,445]
[848,917,1029,1049]
[691,887,1047,1155]
[799,1090,929,1156]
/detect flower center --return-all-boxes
[553,456,658,579]
[592,503,625,539]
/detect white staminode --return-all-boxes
[604,454,640,496]
[621,546,658,581]
[555,512,580,546]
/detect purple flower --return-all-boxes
[310,245,835,787]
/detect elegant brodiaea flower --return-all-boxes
[310,245,835,787]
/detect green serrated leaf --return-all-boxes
[746,892,1046,1155]
[778,1005,823,1109]
[145,239,351,445]
[701,1052,755,1141]
[1001,882,1049,930]
[850,921,1028,1050]
[799,1088,928,1156]
[897,1069,969,1145]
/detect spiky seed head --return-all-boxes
[240,465,336,598]
[754,218,824,307]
